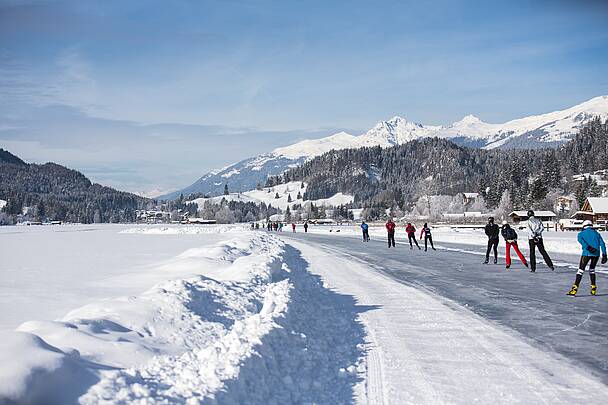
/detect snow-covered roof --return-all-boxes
[510,210,556,218]
[463,193,479,198]
[585,197,608,214]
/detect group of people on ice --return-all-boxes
[368,210,605,296]
[260,221,308,233]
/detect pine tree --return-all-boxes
[275,192,280,199]
[297,191,302,199]
[223,184,229,195]
[287,193,292,203]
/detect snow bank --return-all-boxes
[1,227,366,403]
[0,232,288,403]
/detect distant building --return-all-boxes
[462,193,479,206]
[509,210,556,223]
[554,195,576,214]
[187,218,217,224]
[571,197,608,222]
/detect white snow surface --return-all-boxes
[0,199,6,211]
[2,223,607,403]
[0,224,297,403]
[190,181,353,211]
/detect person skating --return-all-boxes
[527,210,554,272]
[304,222,309,233]
[405,222,420,250]
[567,220,607,296]
[484,217,500,264]
[292,223,296,232]
[385,218,396,248]
[501,220,528,269]
[420,223,436,251]
[361,221,370,242]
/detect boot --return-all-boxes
[494,258,497,264]
[567,284,578,296]
[506,265,510,269]
[591,284,597,296]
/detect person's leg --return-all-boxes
[537,238,554,269]
[387,233,391,248]
[569,256,591,295]
[513,242,527,266]
[505,242,512,268]
[414,236,420,249]
[492,239,498,262]
[392,232,395,247]
[485,240,492,263]
[589,256,598,294]
[529,239,536,272]
[408,234,413,248]
[424,237,428,251]
[429,236,435,250]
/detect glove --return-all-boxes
[588,246,598,255]
[602,255,607,265]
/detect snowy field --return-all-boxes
[0,223,606,404]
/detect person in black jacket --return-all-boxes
[484,217,500,264]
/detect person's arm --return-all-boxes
[420,228,424,239]
[600,233,607,259]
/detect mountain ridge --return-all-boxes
[159,96,608,200]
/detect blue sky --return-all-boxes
[1,0,607,195]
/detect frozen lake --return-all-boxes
[0,224,233,333]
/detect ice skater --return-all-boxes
[420,223,436,251]
[484,217,500,264]
[567,220,606,296]
[501,220,528,269]
[292,223,296,232]
[526,210,554,272]
[304,222,309,233]
[361,221,370,242]
[386,218,396,248]
[405,222,420,249]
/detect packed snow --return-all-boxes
[0,199,6,211]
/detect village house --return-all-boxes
[571,197,608,222]
[509,210,556,224]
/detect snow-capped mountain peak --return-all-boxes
[159,95,608,199]
[457,114,483,124]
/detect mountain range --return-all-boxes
[159,96,608,200]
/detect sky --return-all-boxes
[1,0,607,196]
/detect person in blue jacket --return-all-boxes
[361,221,370,242]
[567,220,607,296]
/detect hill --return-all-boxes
[273,118,608,213]
[0,151,150,224]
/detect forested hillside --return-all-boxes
[272,119,608,212]
[0,149,150,224]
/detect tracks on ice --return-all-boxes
[284,236,608,404]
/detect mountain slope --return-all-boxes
[0,150,149,223]
[276,118,608,211]
[160,96,608,200]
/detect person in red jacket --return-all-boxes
[386,218,396,248]
[291,223,296,232]
[405,222,421,250]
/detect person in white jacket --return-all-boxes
[526,210,554,272]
